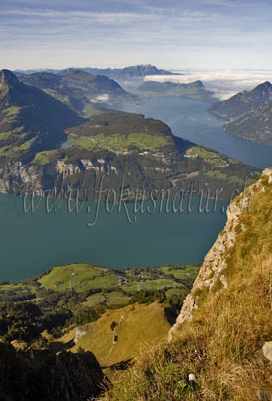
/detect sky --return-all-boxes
[1,0,272,71]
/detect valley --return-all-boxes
[0,64,271,400]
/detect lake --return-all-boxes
[2,95,271,281]
[0,193,228,281]
[120,96,272,169]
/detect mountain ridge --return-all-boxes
[0,69,84,164]
[21,69,134,116]
[210,81,272,145]
[210,81,272,120]
[136,79,212,100]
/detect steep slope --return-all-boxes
[61,302,171,368]
[0,342,105,401]
[21,69,135,116]
[102,168,272,400]
[136,80,212,100]
[0,69,83,165]
[210,81,272,119]
[223,103,272,145]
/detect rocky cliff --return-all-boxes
[0,342,106,401]
[169,167,272,340]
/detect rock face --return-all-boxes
[74,326,88,343]
[0,161,42,194]
[0,342,105,401]
[168,169,272,341]
[263,342,272,362]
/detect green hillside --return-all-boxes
[0,69,83,165]
[0,262,199,343]
[21,69,135,117]
[61,301,171,368]
[0,70,261,203]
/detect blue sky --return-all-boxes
[1,0,272,70]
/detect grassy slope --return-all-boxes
[101,169,272,400]
[69,132,169,152]
[38,263,119,292]
[61,301,171,368]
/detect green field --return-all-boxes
[121,278,184,293]
[38,263,119,292]
[186,146,220,159]
[69,132,168,153]
[0,262,200,309]
[33,150,58,165]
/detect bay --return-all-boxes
[120,96,272,169]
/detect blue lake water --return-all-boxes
[2,95,271,281]
[0,194,228,281]
[120,96,272,169]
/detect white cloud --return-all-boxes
[145,70,272,100]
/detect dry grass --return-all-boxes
[100,172,272,400]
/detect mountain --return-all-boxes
[21,69,135,117]
[210,81,272,119]
[223,103,272,145]
[210,82,272,145]
[102,168,272,400]
[18,65,179,93]
[15,64,177,79]
[86,64,178,79]
[0,108,260,201]
[136,80,213,100]
[0,69,83,164]
[0,69,260,201]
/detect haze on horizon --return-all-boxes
[1,0,272,71]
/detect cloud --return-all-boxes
[145,70,272,100]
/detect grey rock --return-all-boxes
[263,342,272,362]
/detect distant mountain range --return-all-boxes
[15,64,181,90]
[77,64,179,80]
[21,69,135,117]
[0,69,260,200]
[210,81,272,145]
[136,80,212,100]
[15,64,178,79]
